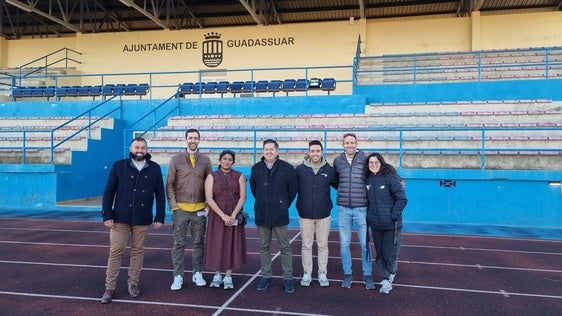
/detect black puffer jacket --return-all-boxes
[333,150,368,208]
[250,157,298,227]
[365,173,407,230]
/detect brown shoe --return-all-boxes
[128,284,140,298]
[100,289,115,304]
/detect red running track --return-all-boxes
[0,217,560,316]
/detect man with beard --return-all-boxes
[101,137,165,304]
[167,128,212,290]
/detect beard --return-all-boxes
[130,152,146,162]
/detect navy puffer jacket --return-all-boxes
[333,150,368,208]
[365,173,407,231]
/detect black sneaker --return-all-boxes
[284,279,295,293]
[256,277,272,291]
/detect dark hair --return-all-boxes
[364,152,402,181]
[263,138,279,149]
[131,137,147,146]
[308,140,323,150]
[185,128,200,139]
[219,149,236,164]
[342,132,357,140]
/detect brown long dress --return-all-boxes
[204,169,247,271]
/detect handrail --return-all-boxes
[356,46,562,84]
[2,124,560,167]
[353,35,362,84]
[123,125,562,169]
[12,64,353,100]
[17,47,82,85]
[49,95,121,162]
[122,92,181,156]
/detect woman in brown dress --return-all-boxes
[203,150,247,289]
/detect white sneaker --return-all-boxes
[318,273,329,287]
[380,279,393,294]
[300,273,312,287]
[170,275,183,291]
[223,275,234,290]
[210,274,222,288]
[192,272,207,286]
[388,273,396,283]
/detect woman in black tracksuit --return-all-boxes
[365,152,407,294]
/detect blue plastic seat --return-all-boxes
[321,78,336,94]
[203,82,217,94]
[267,80,282,96]
[254,80,268,93]
[77,86,91,96]
[102,84,115,96]
[191,82,203,94]
[113,84,127,95]
[242,81,255,93]
[178,82,193,97]
[216,81,230,97]
[123,84,137,95]
[66,86,80,97]
[281,79,296,95]
[295,79,309,91]
[230,81,244,96]
[43,86,56,98]
[136,83,149,95]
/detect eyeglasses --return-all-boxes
[369,161,381,166]
[343,132,356,139]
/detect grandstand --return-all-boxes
[0,9,561,240]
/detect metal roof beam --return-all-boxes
[473,0,486,11]
[118,0,168,29]
[5,0,82,33]
[238,0,263,25]
[358,0,365,19]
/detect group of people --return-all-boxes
[99,129,407,303]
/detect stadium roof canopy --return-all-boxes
[1,0,561,40]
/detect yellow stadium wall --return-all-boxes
[2,11,561,71]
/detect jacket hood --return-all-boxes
[303,155,327,168]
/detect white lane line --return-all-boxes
[212,231,304,316]
[405,244,562,256]
[391,284,562,299]
[0,291,328,315]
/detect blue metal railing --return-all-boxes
[9,64,353,101]
[0,95,121,164]
[133,126,562,169]
[354,46,562,84]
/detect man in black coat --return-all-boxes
[250,139,298,294]
[100,137,165,303]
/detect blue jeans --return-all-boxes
[338,206,372,276]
